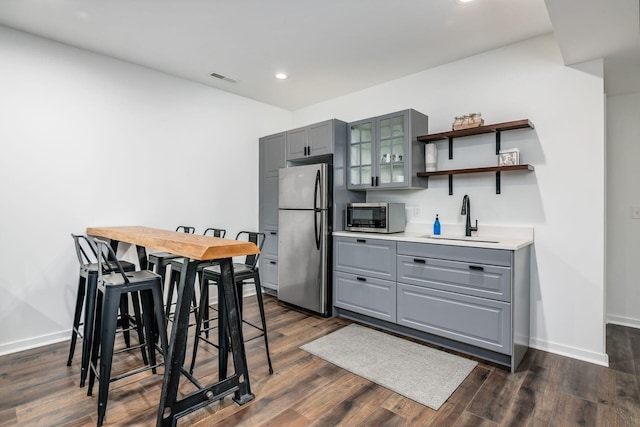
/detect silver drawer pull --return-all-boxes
[413,258,426,264]
[469,265,484,271]
[356,277,367,281]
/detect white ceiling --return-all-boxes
[0,0,638,110]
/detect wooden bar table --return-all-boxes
[86,226,260,426]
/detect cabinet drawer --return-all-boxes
[397,283,511,354]
[334,237,396,281]
[334,271,396,322]
[262,228,278,258]
[397,242,511,267]
[260,257,278,291]
[397,255,511,302]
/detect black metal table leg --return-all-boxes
[135,244,161,342]
[216,258,253,404]
[136,245,148,270]
[157,257,253,426]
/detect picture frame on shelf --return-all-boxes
[498,148,519,166]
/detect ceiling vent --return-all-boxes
[210,72,237,83]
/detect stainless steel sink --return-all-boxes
[422,235,500,244]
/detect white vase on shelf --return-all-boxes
[425,143,437,172]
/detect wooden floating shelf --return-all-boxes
[417,119,534,143]
[415,118,535,194]
[417,164,534,178]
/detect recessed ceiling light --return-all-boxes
[275,73,288,80]
[458,0,473,3]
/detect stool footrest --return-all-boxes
[197,335,221,350]
[109,363,164,383]
[113,343,145,355]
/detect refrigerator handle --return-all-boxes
[314,169,322,250]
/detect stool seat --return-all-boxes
[148,251,180,262]
[203,263,254,276]
[102,268,159,285]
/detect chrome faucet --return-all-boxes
[460,194,478,237]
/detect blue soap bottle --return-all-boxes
[434,214,441,235]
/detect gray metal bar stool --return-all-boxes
[164,227,227,322]
[87,238,168,427]
[190,231,272,375]
[67,234,141,388]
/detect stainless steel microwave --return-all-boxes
[346,202,406,233]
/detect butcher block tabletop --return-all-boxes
[87,225,259,261]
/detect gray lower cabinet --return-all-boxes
[396,255,511,302]
[333,236,397,321]
[333,236,396,281]
[333,235,531,372]
[260,227,279,291]
[396,283,511,354]
[335,271,396,322]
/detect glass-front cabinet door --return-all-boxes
[377,111,407,188]
[349,118,375,190]
[347,109,429,191]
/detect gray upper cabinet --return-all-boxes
[348,109,429,190]
[286,119,335,160]
[286,128,307,160]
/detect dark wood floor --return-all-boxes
[1,295,639,426]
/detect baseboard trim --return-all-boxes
[0,330,70,357]
[529,337,609,367]
[607,314,640,329]
[1,288,263,357]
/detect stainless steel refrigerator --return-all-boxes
[278,163,329,316]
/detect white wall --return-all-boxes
[0,26,611,366]
[293,34,608,365]
[0,26,292,355]
[606,92,640,327]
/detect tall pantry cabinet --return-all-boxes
[258,132,285,293]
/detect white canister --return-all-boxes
[425,143,437,172]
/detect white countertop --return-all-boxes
[333,223,534,251]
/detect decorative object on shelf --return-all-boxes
[425,143,437,172]
[433,214,441,235]
[498,148,520,166]
[469,113,484,127]
[452,116,465,130]
[452,112,484,130]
